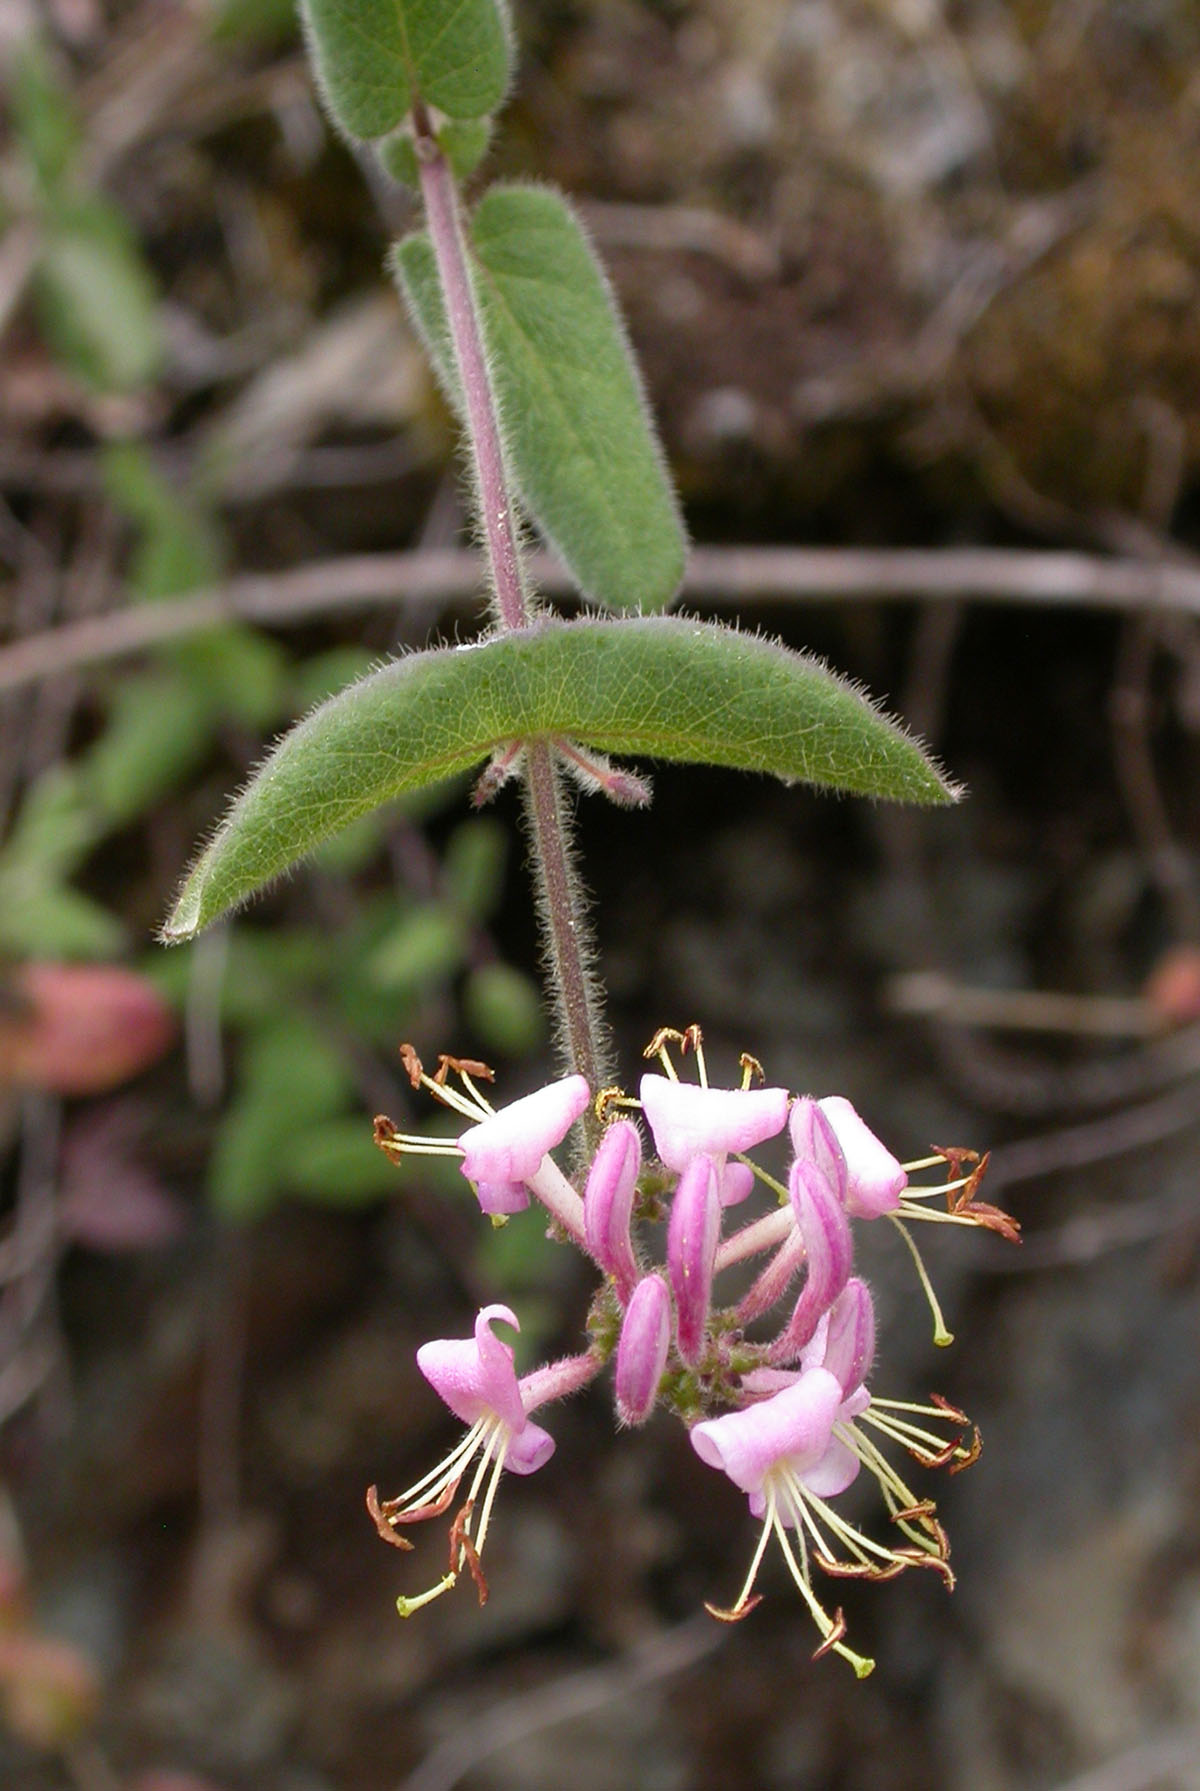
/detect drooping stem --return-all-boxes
[414,115,606,1090]
[414,111,528,633]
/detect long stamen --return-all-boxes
[389,1417,488,1509]
[472,1435,511,1558]
[396,1574,457,1617]
[771,1495,874,1677]
[887,1215,954,1346]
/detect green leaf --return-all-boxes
[394,185,686,613]
[0,879,124,960]
[378,114,492,186]
[365,902,465,992]
[83,674,211,825]
[35,200,161,392]
[443,817,506,920]
[283,1118,401,1205]
[465,961,544,1055]
[208,1017,353,1222]
[300,0,511,139]
[163,615,960,941]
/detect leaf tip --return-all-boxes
[158,874,204,946]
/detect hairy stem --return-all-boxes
[415,113,528,632]
[522,740,608,1094]
[415,114,606,1091]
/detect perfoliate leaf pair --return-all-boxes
[163,616,960,942]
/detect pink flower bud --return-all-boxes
[767,1158,854,1363]
[583,1120,641,1298]
[667,1154,721,1366]
[614,1273,671,1426]
[640,1075,789,1172]
[817,1096,907,1218]
[820,1277,876,1401]
[787,1096,848,1205]
[458,1074,590,1216]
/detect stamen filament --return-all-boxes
[887,1215,954,1345]
[771,1496,874,1677]
[733,1152,789,1203]
[391,1417,488,1508]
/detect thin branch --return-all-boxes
[9,545,1200,695]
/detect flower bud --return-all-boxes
[584,1120,641,1298]
[614,1273,671,1426]
[788,1096,848,1205]
[667,1155,721,1366]
[821,1277,876,1400]
[769,1157,854,1362]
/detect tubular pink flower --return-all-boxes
[667,1154,721,1366]
[692,1366,856,1510]
[458,1074,590,1216]
[640,1074,789,1173]
[767,1159,855,1363]
[583,1119,641,1298]
[373,1306,556,1618]
[817,1096,907,1218]
[691,1369,873,1674]
[614,1273,672,1426]
[788,1096,849,1205]
[417,1304,555,1474]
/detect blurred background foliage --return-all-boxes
[3,3,1200,1789]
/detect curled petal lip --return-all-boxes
[817,1096,907,1218]
[417,1303,527,1434]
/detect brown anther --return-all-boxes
[385,1479,459,1526]
[958,1198,1022,1243]
[704,1594,762,1624]
[811,1609,849,1660]
[891,1500,938,1524]
[948,1428,983,1474]
[594,1085,628,1122]
[365,1485,414,1550]
[681,1023,704,1056]
[739,1053,765,1087]
[928,1393,970,1426]
[931,1145,980,1180]
[892,1548,955,1589]
[399,1043,424,1088]
[436,1054,495,1084]
[644,1027,687,1059]
[373,1115,402,1155]
[448,1502,489,1605]
[814,1552,906,1582]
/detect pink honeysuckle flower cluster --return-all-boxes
[370,1026,1013,1667]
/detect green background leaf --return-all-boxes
[301,0,511,139]
[164,615,960,940]
[393,185,686,614]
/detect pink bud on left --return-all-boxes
[614,1272,671,1426]
[667,1155,721,1366]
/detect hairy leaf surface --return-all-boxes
[164,616,960,939]
[302,0,511,139]
[393,185,686,613]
